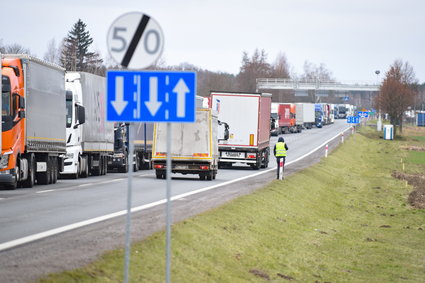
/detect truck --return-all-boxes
[295,103,315,129]
[0,54,66,189]
[108,122,153,172]
[61,72,114,178]
[335,104,348,119]
[152,108,221,180]
[278,103,303,133]
[210,91,271,169]
[270,103,280,136]
[315,103,324,128]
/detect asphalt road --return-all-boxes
[0,119,352,282]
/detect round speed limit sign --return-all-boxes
[107,12,164,69]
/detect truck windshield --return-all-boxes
[2,75,12,117]
[66,98,73,128]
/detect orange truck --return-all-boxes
[0,54,66,189]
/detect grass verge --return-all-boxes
[39,126,425,282]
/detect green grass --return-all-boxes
[411,136,425,143]
[38,126,425,283]
[407,151,425,165]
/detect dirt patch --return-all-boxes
[392,172,425,209]
[277,273,295,280]
[400,145,425,151]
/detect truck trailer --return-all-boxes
[278,103,303,133]
[210,91,271,169]
[61,72,114,178]
[152,108,221,180]
[0,54,66,188]
[295,103,315,129]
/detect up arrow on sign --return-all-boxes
[173,79,190,118]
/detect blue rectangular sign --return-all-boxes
[347,116,360,124]
[107,70,196,122]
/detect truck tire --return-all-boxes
[52,159,58,184]
[134,156,139,172]
[22,154,35,188]
[206,171,214,180]
[199,174,206,180]
[155,170,162,179]
[80,157,88,178]
[7,163,20,190]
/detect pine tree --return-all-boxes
[60,19,103,73]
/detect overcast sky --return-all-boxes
[1,0,424,83]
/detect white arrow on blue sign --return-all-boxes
[107,70,196,122]
[347,116,360,124]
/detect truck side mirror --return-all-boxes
[78,105,86,125]
[224,124,229,140]
[18,95,25,109]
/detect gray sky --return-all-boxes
[1,0,424,83]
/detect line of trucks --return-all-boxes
[270,102,355,135]
[0,54,356,187]
[0,54,152,189]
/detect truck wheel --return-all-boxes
[7,163,20,190]
[206,171,213,181]
[22,154,35,188]
[199,174,205,180]
[52,159,58,184]
[156,171,162,179]
[134,156,139,172]
[80,157,89,178]
[48,158,54,184]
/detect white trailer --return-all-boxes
[295,103,315,129]
[210,91,271,169]
[61,72,114,178]
[152,108,220,180]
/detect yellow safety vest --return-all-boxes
[276,142,287,157]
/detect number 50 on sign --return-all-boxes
[107,12,164,69]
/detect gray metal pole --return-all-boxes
[165,122,172,283]
[124,123,134,283]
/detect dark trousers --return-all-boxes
[276,157,286,179]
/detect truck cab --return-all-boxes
[62,75,86,178]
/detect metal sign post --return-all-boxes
[165,122,172,282]
[124,122,134,283]
[278,159,283,180]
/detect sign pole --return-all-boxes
[165,122,172,283]
[0,53,2,151]
[279,159,283,180]
[124,123,134,283]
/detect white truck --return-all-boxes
[295,103,315,129]
[61,72,114,178]
[210,91,271,169]
[152,108,222,180]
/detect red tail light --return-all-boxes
[199,165,209,170]
[154,164,164,169]
[247,154,256,159]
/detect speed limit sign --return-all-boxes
[107,12,164,69]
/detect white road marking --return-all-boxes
[36,190,54,194]
[0,126,352,252]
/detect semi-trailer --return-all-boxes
[152,108,222,180]
[277,103,303,133]
[295,103,315,129]
[210,91,271,169]
[61,72,114,178]
[0,54,66,188]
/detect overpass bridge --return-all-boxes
[256,78,379,92]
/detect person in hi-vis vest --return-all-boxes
[273,137,288,179]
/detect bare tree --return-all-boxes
[271,52,290,79]
[0,42,31,54]
[237,49,272,92]
[300,61,334,82]
[375,59,418,135]
[43,38,61,65]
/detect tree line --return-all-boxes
[1,19,424,133]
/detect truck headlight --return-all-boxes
[0,155,10,169]
[66,152,74,159]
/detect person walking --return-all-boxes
[274,137,288,179]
